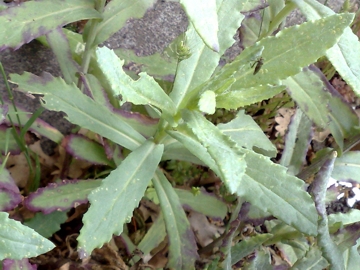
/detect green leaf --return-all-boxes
[0,0,101,50]
[25,180,102,214]
[93,0,156,46]
[64,135,115,167]
[212,13,354,90]
[248,249,273,270]
[328,210,360,233]
[0,212,54,260]
[46,27,80,84]
[180,110,247,194]
[217,110,277,157]
[215,84,285,109]
[180,0,219,52]
[291,246,329,270]
[292,0,360,96]
[24,211,68,238]
[343,239,360,270]
[77,140,163,258]
[96,47,176,119]
[327,91,360,153]
[198,90,216,114]
[170,111,317,235]
[153,170,199,270]
[114,48,177,78]
[167,129,218,170]
[170,0,244,109]
[162,138,204,164]
[239,148,318,235]
[138,212,166,256]
[10,72,145,151]
[280,108,312,175]
[331,151,360,183]
[175,188,227,219]
[231,234,273,265]
[283,68,331,128]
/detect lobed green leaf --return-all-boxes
[96,47,176,120]
[211,13,354,92]
[292,0,360,97]
[77,140,163,258]
[10,72,145,151]
[180,110,247,194]
[0,212,55,260]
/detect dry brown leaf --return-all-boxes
[275,108,295,136]
[188,211,224,248]
[29,141,56,168]
[6,153,30,188]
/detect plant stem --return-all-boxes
[0,61,36,190]
[259,2,297,39]
[78,0,106,90]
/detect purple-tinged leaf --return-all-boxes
[111,108,158,138]
[5,104,64,144]
[0,189,22,212]
[0,167,21,211]
[0,212,54,260]
[310,151,344,270]
[311,151,338,216]
[220,218,241,269]
[25,179,102,214]
[62,134,115,167]
[0,0,101,50]
[46,27,80,85]
[333,223,360,253]
[153,169,199,269]
[309,65,360,153]
[81,73,159,138]
[10,72,146,151]
[3,258,37,270]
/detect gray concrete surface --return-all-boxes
[0,0,356,154]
